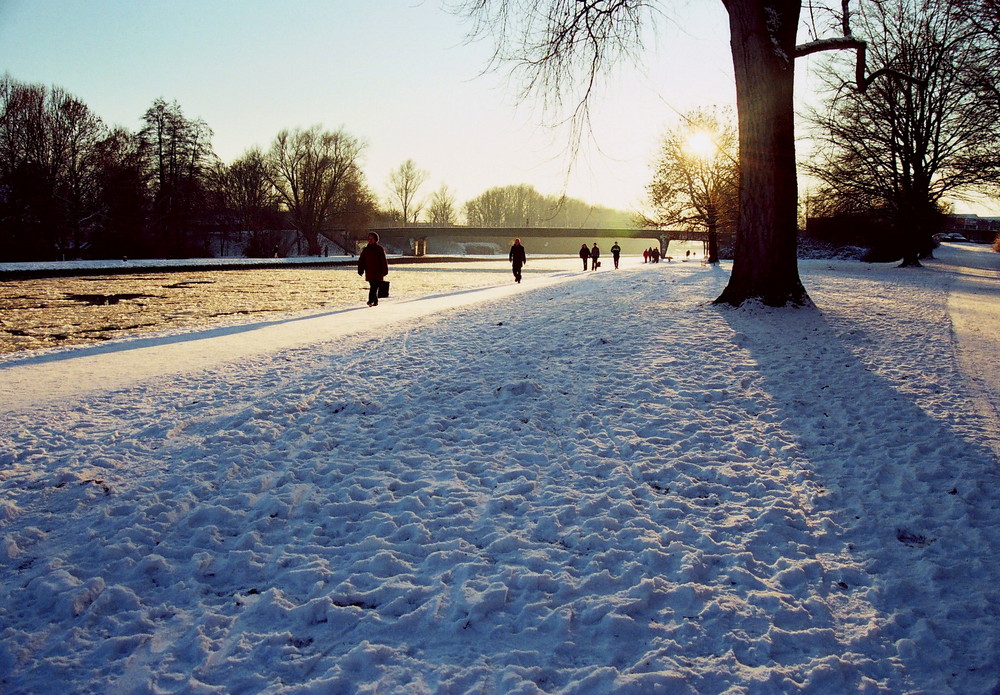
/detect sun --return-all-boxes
[683,130,719,159]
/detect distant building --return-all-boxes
[942,214,1000,243]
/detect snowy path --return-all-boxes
[931,243,1000,455]
[1,255,998,694]
[0,268,581,412]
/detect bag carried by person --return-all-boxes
[377,281,390,298]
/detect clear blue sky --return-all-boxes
[14,0,994,220]
[0,0,745,214]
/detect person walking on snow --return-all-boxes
[358,231,389,307]
[509,238,526,283]
[610,242,621,269]
[590,243,600,271]
[579,243,590,271]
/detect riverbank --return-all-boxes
[1,248,997,694]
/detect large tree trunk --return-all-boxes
[898,206,923,266]
[291,208,323,256]
[295,224,322,256]
[715,0,810,307]
[898,196,939,267]
[304,232,322,257]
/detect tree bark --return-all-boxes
[715,0,810,307]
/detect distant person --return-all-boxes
[358,231,389,307]
[509,238,526,283]
[651,247,660,263]
[579,243,590,271]
[590,243,601,271]
[610,242,621,269]
[643,248,650,263]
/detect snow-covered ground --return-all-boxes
[1,245,997,694]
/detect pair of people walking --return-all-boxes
[514,237,632,285]
[580,243,601,271]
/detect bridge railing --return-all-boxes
[366,226,713,241]
[329,226,720,256]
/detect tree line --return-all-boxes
[0,75,633,262]
[383,158,633,229]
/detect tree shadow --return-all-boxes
[715,300,1000,691]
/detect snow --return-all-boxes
[1,245,998,694]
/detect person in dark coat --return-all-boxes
[358,232,389,307]
[610,242,621,269]
[509,238,527,283]
[590,243,600,271]
[579,243,590,271]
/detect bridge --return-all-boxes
[362,227,715,256]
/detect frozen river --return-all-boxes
[0,256,591,354]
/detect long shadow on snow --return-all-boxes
[716,301,1000,693]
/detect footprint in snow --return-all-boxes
[896,529,934,547]
[496,381,542,400]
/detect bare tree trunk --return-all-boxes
[706,204,720,264]
[302,229,322,256]
[290,209,322,256]
[897,200,932,267]
[716,0,810,307]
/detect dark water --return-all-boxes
[0,258,584,354]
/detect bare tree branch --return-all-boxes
[795,6,926,91]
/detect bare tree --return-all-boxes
[386,158,429,224]
[464,182,632,227]
[465,183,547,226]
[217,149,279,231]
[91,126,150,258]
[949,0,1000,111]
[328,176,378,255]
[140,98,217,256]
[50,89,107,255]
[427,183,459,225]
[805,0,1000,266]
[211,148,284,256]
[266,125,367,255]
[0,77,108,259]
[646,107,739,264]
[455,0,918,306]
